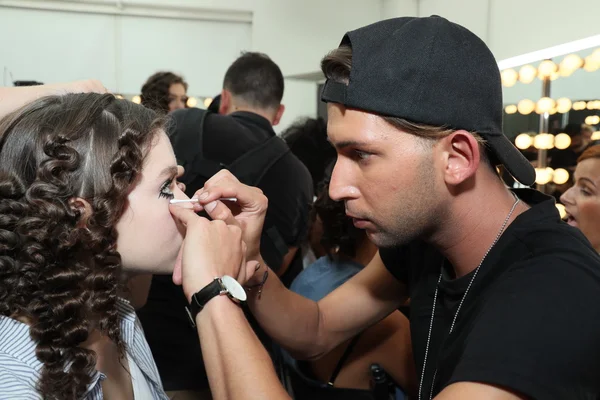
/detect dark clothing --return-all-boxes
[138,110,313,391]
[380,189,600,400]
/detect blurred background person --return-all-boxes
[561,145,600,253]
[141,71,189,114]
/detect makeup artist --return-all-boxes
[171,16,600,400]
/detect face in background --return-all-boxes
[326,104,443,248]
[561,157,600,251]
[115,131,187,275]
[168,83,188,112]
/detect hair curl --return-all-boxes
[140,71,188,114]
[0,93,164,399]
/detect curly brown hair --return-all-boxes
[0,93,164,399]
[140,71,188,114]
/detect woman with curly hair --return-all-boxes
[141,71,189,114]
[0,92,195,399]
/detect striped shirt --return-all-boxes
[0,298,169,399]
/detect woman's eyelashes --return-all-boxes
[159,178,175,200]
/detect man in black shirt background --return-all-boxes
[138,52,313,398]
[172,16,600,400]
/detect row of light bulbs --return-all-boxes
[504,98,600,115]
[501,49,600,87]
[119,95,213,108]
[535,167,570,185]
[514,132,571,150]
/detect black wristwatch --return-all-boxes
[185,275,247,327]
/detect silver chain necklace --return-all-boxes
[418,194,521,400]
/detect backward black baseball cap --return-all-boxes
[321,15,536,186]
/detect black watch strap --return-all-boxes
[185,278,222,327]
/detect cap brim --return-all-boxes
[486,134,535,186]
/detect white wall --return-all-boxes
[0,5,251,98]
[0,0,383,131]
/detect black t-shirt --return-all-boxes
[137,110,313,391]
[380,189,600,400]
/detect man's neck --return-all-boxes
[225,106,274,126]
[429,180,529,278]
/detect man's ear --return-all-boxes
[219,89,230,115]
[68,197,93,228]
[441,130,481,187]
[271,104,285,126]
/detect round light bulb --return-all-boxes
[132,95,141,104]
[538,60,558,78]
[203,97,213,108]
[518,65,537,84]
[587,101,596,110]
[533,133,554,150]
[559,54,584,77]
[514,133,533,150]
[573,101,587,111]
[594,100,600,110]
[504,104,517,114]
[585,115,600,125]
[186,97,198,108]
[535,167,553,185]
[517,99,536,115]
[584,56,599,72]
[115,94,124,100]
[591,48,600,64]
[555,203,567,219]
[554,133,571,150]
[555,97,572,114]
[553,168,570,185]
[536,97,556,113]
[501,69,518,87]
[592,131,600,141]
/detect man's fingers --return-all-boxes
[205,200,239,227]
[169,204,200,226]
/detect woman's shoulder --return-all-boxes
[0,317,41,399]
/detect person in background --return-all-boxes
[561,145,600,252]
[141,71,188,114]
[288,183,416,397]
[282,117,336,195]
[282,118,337,264]
[138,52,313,399]
[549,123,594,171]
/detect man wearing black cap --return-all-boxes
[174,16,600,400]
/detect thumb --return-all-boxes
[169,204,198,226]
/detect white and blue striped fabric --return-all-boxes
[0,298,169,399]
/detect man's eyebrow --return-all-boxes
[327,139,370,150]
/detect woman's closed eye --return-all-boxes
[159,178,175,200]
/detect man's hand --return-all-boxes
[190,170,268,270]
[169,204,258,301]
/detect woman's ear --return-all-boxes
[68,197,93,228]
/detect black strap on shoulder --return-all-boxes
[327,333,362,386]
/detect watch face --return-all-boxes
[221,275,247,302]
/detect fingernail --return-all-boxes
[199,192,209,200]
[204,201,217,212]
